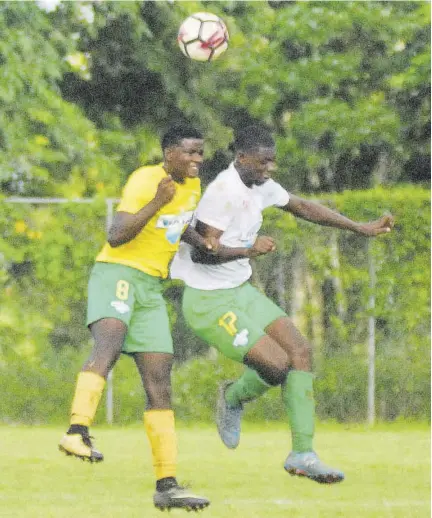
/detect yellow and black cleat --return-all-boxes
[58,425,103,463]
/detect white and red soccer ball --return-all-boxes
[178,12,229,62]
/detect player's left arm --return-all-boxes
[181,225,219,253]
[283,194,394,237]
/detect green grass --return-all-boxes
[1,423,429,518]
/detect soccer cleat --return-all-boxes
[153,483,210,511]
[58,425,104,463]
[216,381,243,449]
[284,451,344,484]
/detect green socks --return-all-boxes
[225,368,272,407]
[282,370,315,452]
[224,368,315,453]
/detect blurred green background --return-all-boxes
[0,1,430,424]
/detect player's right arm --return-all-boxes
[284,194,394,237]
[191,220,276,264]
[108,175,175,248]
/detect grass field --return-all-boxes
[1,423,429,518]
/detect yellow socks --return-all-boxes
[144,410,177,480]
[70,371,106,427]
[69,375,177,480]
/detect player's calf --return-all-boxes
[58,424,103,463]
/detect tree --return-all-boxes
[0,2,124,198]
[52,1,430,191]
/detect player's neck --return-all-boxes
[234,161,254,188]
[163,164,185,184]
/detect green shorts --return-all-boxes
[182,282,287,363]
[87,262,173,355]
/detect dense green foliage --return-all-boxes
[0,2,430,423]
[1,187,429,423]
[0,1,430,195]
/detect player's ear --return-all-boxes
[164,147,174,162]
[236,151,246,164]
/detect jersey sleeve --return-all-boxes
[117,169,158,214]
[195,180,235,231]
[260,179,290,209]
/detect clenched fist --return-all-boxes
[247,235,276,258]
[202,236,220,254]
[154,176,176,207]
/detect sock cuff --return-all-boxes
[289,370,315,380]
[255,372,273,387]
[286,370,315,390]
[77,371,106,390]
[144,409,175,426]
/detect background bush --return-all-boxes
[1,186,429,424]
[1,1,429,424]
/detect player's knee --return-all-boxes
[268,366,289,385]
[291,342,313,370]
[298,342,312,362]
[82,347,121,377]
[259,361,290,386]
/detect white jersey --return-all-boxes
[170,163,290,290]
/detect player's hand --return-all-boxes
[357,214,395,237]
[248,236,276,257]
[154,176,176,206]
[202,236,220,254]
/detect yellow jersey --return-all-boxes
[96,164,201,279]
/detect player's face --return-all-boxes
[166,138,204,182]
[237,146,277,186]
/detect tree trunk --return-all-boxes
[275,254,287,311]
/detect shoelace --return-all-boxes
[165,481,191,493]
[80,432,95,448]
[303,455,333,471]
[304,457,317,468]
[299,453,319,468]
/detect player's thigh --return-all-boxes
[182,286,267,363]
[266,316,312,358]
[87,262,136,328]
[123,273,173,355]
[242,285,311,368]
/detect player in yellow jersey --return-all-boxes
[59,124,214,512]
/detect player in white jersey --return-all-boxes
[171,124,394,484]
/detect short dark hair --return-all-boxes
[233,125,275,152]
[161,124,203,150]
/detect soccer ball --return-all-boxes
[178,12,229,62]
